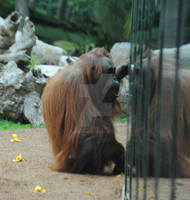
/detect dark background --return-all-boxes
[0,0,190,55]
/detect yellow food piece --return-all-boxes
[13,154,23,162]
[151,194,156,199]
[35,186,46,193]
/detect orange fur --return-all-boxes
[127,53,190,177]
[42,48,124,174]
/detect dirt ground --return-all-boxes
[0,123,190,200]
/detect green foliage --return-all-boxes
[35,24,68,42]
[0,0,14,17]
[54,40,80,55]
[70,0,88,5]
[27,53,40,69]
[0,0,132,53]
[113,117,128,123]
[30,0,58,16]
[0,0,132,51]
[0,120,44,130]
[94,0,129,43]
[124,11,132,41]
[69,0,98,32]
[35,24,97,55]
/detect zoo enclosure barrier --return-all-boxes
[122,0,189,200]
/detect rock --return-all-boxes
[112,42,190,115]
[118,78,129,115]
[0,60,66,125]
[0,14,36,70]
[33,65,63,78]
[26,65,63,94]
[23,70,46,94]
[0,12,74,126]
[154,43,190,66]
[0,11,22,51]
[0,61,26,122]
[32,40,67,65]
[111,42,131,114]
[59,55,78,67]
[0,61,24,89]
[24,91,44,126]
[22,65,64,125]
[9,17,36,54]
[0,50,30,65]
[110,42,130,66]
[15,30,22,42]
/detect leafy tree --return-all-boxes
[56,0,67,19]
[94,0,129,43]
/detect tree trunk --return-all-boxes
[66,5,73,21]
[56,0,68,20]
[15,0,29,29]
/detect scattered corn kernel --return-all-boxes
[138,187,143,191]
[117,174,121,178]
[35,185,46,193]
[152,194,156,199]
[86,192,91,195]
[10,134,21,142]
[104,185,108,189]
[11,138,21,142]
[13,154,23,162]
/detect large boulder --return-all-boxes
[0,12,76,126]
[32,40,67,65]
[23,91,44,126]
[0,61,64,125]
[117,78,130,115]
[111,42,190,115]
[110,42,131,115]
[110,42,130,66]
[0,62,25,122]
[59,55,78,67]
[0,11,22,51]
[153,43,190,66]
